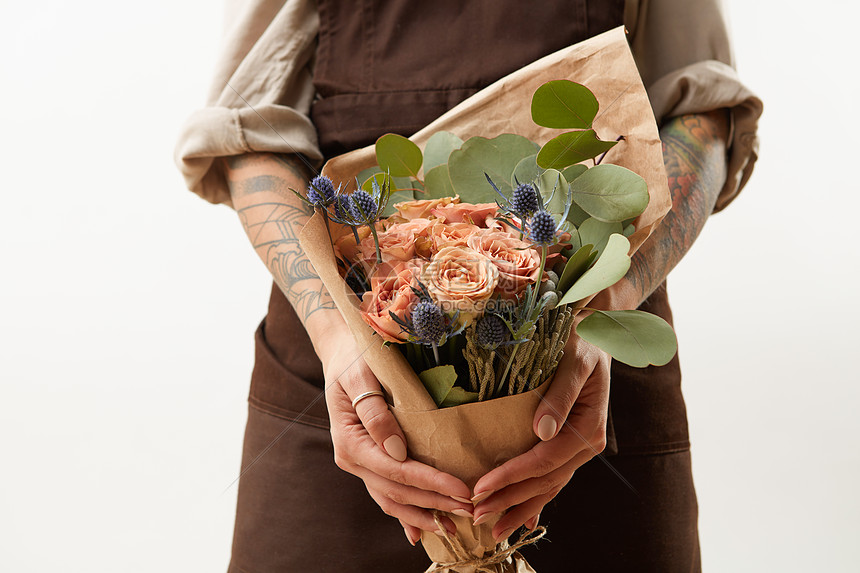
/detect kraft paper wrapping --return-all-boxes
[299,26,670,573]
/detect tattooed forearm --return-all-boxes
[624,111,729,303]
[224,153,338,324]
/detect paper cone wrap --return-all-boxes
[299,26,670,572]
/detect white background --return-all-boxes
[1,1,858,571]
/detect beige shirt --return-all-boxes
[175,0,762,212]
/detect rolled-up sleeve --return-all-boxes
[174,0,321,207]
[626,0,764,212]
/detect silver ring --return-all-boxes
[351,390,386,410]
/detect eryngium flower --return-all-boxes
[528,209,556,245]
[411,300,445,345]
[350,189,378,221]
[334,194,352,219]
[476,314,506,348]
[511,183,538,216]
[307,175,336,205]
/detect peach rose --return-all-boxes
[334,224,372,262]
[394,196,460,221]
[431,202,498,228]
[467,230,542,298]
[357,218,434,263]
[359,261,420,343]
[428,221,481,253]
[421,246,499,324]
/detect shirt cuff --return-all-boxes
[174,103,323,207]
[647,60,764,213]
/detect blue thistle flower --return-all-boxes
[528,209,557,245]
[511,183,538,217]
[476,314,506,349]
[411,301,445,345]
[307,175,336,206]
[349,189,378,222]
[334,194,352,219]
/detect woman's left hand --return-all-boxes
[470,332,611,542]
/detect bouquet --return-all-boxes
[298,27,674,572]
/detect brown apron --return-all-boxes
[228,2,700,571]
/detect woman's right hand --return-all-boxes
[320,328,475,543]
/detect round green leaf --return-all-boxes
[577,217,622,258]
[440,386,479,408]
[570,164,649,222]
[448,134,539,203]
[424,131,463,172]
[536,129,617,170]
[376,133,423,178]
[537,169,569,216]
[576,310,678,367]
[558,233,630,305]
[561,164,587,183]
[511,154,542,187]
[531,80,598,129]
[424,164,456,199]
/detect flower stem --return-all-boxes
[351,225,361,245]
[496,345,519,397]
[368,223,382,264]
[431,342,440,367]
[528,246,548,317]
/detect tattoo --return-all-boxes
[626,112,729,302]
[225,154,337,323]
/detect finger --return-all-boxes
[336,359,408,462]
[471,430,589,503]
[491,492,554,543]
[354,466,475,517]
[525,513,540,531]
[473,452,590,518]
[366,486,457,534]
[400,520,421,546]
[533,341,605,441]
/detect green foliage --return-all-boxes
[558,233,630,305]
[440,386,479,407]
[570,164,649,222]
[536,129,617,170]
[512,154,542,187]
[531,80,599,129]
[577,218,622,257]
[448,134,539,203]
[419,364,472,407]
[423,131,463,172]
[537,169,569,216]
[576,310,678,367]
[561,164,587,183]
[423,164,455,199]
[376,133,423,178]
[557,244,597,293]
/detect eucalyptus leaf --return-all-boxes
[361,172,395,195]
[536,130,617,170]
[531,80,599,129]
[424,131,463,172]
[440,386,479,408]
[623,223,636,237]
[424,164,456,199]
[577,218,622,257]
[558,233,630,305]
[561,164,587,183]
[376,133,423,178]
[512,154,542,188]
[448,134,539,203]
[357,165,383,185]
[576,310,678,368]
[570,164,649,222]
[418,364,458,407]
[557,244,596,293]
[537,169,569,216]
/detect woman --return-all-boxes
[175,1,761,570]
